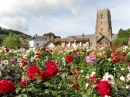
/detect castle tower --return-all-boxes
[92,8,112,48]
[95,8,112,37]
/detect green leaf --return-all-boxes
[82,93,89,97]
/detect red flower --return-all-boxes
[121,52,126,56]
[96,80,112,97]
[70,81,79,89]
[41,70,53,81]
[72,68,78,74]
[112,57,118,63]
[22,58,28,66]
[46,61,58,76]
[0,80,15,94]
[88,76,98,84]
[19,80,28,86]
[27,65,41,80]
[119,57,124,62]
[35,53,41,58]
[66,55,73,63]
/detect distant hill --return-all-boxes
[0,27,31,38]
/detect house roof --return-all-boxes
[30,35,46,40]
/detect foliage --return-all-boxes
[43,32,61,38]
[0,34,6,46]
[2,33,21,49]
[0,45,130,97]
[112,28,130,46]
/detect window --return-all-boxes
[36,43,39,47]
[101,21,103,25]
[101,14,103,19]
[101,28,103,32]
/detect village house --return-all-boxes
[28,8,117,48]
[29,34,47,47]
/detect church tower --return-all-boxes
[95,8,112,37]
[92,8,112,48]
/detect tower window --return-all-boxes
[101,21,103,25]
[101,14,103,19]
[101,28,103,32]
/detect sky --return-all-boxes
[0,0,130,38]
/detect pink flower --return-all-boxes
[0,80,15,94]
[86,55,96,63]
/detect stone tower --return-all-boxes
[92,8,112,48]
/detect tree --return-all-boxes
[2,33,20,49]
[112,28,130,46]
[43,32,61,38]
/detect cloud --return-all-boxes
[0,16,28,32]
[0,0,85,16]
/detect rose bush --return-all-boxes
[0,45,129,96]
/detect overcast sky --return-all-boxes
[0,0,130,38]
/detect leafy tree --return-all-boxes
[2,33,20,49]
[43,32,61,38]
[0,35,6,46]
[112,28,130,46]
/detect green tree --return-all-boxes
[0,35,6,46]
[2,33,20,49]
[43,32,61,38]
[112,28,130,46]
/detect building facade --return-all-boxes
[29,35,47,47]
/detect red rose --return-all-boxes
[72,68,78,74]
[0,80,15,94]
[112,57,118,63]
[22,58,28,66]
[19,80,28,86]
[88,76,98,84]
[27,65,41,80]
[41,70,53,81]
[119,57,124,62]
[121,52,126,56]
[66,55,73,63]
[46,61,58,76]
[96,80,112,97]
[70,81,79,89]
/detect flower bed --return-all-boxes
[0,45,130,97]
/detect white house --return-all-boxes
[29,35,47,47]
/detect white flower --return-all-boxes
[103,72,115,85]
[120,76,125,82]
[80,70,84,73]
[3,60,9,65]
[121,68,125,71]
[126,73,130,82]
[108,58,111,62]
[85,83,88,88]
[62,57,65,62]
[91,71,96,76]
[104,95,111,97]
[128,66,130,72]
[86,75,90,79]
[126,85,129,89]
